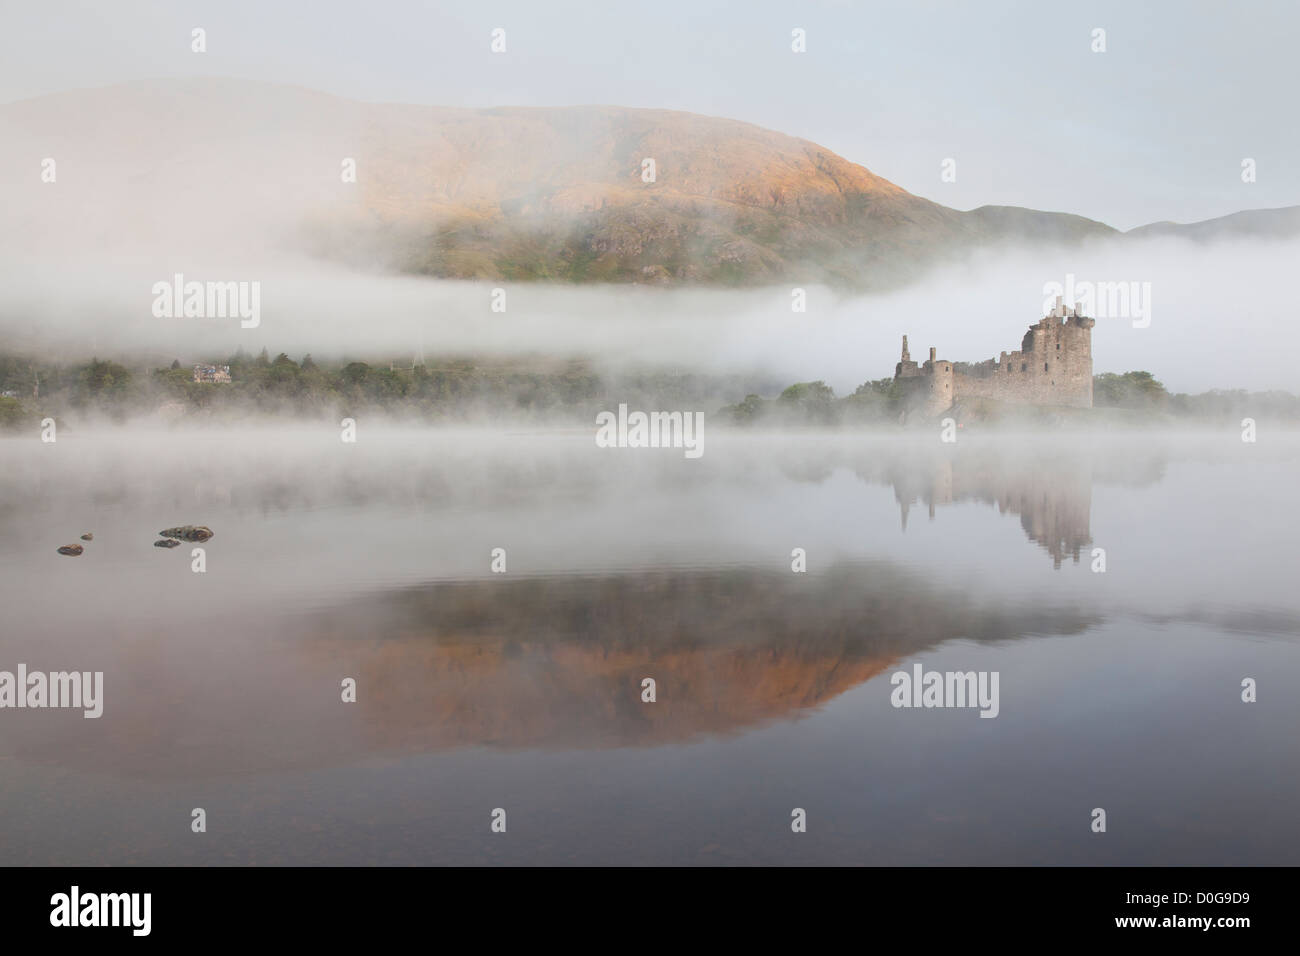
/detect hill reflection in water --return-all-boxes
[3,430,1297,864]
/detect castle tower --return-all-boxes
[896,333,920,379]
[1016,305,1096,407]
[926,357,953,415]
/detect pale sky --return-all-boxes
[1,0,1296,231]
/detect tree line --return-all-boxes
[0,351,1295,430]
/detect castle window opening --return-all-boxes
[1044,362,1049,372]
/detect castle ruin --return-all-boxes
[894,297,1095,416]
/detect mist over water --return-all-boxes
[2,428,1297,864]
[1,235,1296,396]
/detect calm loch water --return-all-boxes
[1,428,1297,865]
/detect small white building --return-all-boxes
[193,364,232,384]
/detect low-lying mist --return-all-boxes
[1,233,1298,398]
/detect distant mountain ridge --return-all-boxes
[0,78,1295,288]
[1124,206,1300,241]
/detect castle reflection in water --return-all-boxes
[889,453,1094,568]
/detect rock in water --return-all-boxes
[159,525,214,542]
[57,544,84,556]
[80,533,93,541]
[153,539,181,549]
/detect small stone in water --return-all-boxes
[159,525,213,542]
